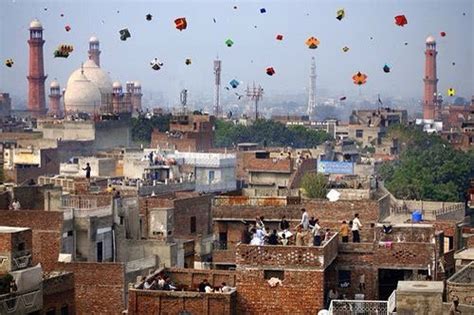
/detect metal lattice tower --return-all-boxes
[213,58,222,117]
[246,83,264,120]
[307,56,317,116]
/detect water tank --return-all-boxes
[412,211,422,223]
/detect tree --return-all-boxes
[300,172,328,199]
[378,125,474,202]
[214,119,331,148]
[131,114,171,143]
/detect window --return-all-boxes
[208,170,215,184]
[67,231,73,237]
[61,305,69,315]
[338,270,351,288]
[355,130,363,138]
[444,236,454,253]
[119,216,124,225]
[264,270,284,280]
[190,216,196,233]
[46,309,55,315]
[18,242,25,251]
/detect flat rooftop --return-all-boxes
[454,248,474,261]
[0,226,30,233]
[397,281,444,293]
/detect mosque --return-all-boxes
[27,19,142,117]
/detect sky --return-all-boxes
[0,0,473,109]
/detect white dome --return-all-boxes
[64,71,102,113]
[50,80,60,88]
[89,36,99,43]
[30,19,42,29]
[426,36,436,44]
[112,81,122,88]
[67,59,113,95]
[134,81,141,88]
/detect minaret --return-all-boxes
[213,58,222,117]
[112,81,123,113]
[307,57,316,117]
[423,36,438,120]
[88,36,101,67]
[124,81,134,112]
[131,81,143,113]
[48,80,62,117]
[27,19,47,116]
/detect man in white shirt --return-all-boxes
[299,208,310,230]
[352,213,362,243]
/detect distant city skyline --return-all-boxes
[0,0,472,109]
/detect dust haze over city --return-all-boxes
[1,0,472,120]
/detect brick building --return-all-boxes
[151,113,215,152]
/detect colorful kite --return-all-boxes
[119,28,131,41]
[352,72,368,85]
[229,79,239,88]
[150,58,163,71]
[394,15,408,27]
[174,17,187,31]
[336,9,345,21]
[276,34,283,41]
[5,58,14,68]
[225,39,234,47]
[440,31,446,37]
[266,67,275,76]
[65,25,71,32]
[54,44,74,58]
[185,58,192,65]
[342,46,349,52]
[305,36,320,49]
[447,88,456,96]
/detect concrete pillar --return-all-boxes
[396,281,444,315]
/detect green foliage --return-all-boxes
[131,114,171,143]
[300,172,328,199]
[214,119,331,148]
[379,125,474,202]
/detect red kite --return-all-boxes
[174,17,187,31]
[394,15,408,27]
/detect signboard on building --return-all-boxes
[317,161,354,175]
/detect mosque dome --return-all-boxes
[50,80,60,88]
[426,36,436,44]
[89,36,99,43]
[29,19,42,29]
[64,71,102,113]
[112,81,122,88]
[67,59,113,95]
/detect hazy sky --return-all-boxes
[0,0,472,107]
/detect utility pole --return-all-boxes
[246,83,264,120]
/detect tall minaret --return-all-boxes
[48,80,62,117]
[88,36,101,67]
[27,19,47,116]
[213,58,222,117]
[131,81,143,113]
[112,81,123,113]
[307,57,316,117]
[423,36,438,120]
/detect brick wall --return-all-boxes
[128,289,236,315]
[42,272,76,315]
[57,261,126,314]
[213,199,380,223]
[236,268,325,313]
[166,267,236,289]
[173,195,212,240]
[0,210,63,272]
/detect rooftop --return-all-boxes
[397,281,444,293]
[454,248,474,261]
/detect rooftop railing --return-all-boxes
[329,299,388,315]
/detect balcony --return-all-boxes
[329,299,388,315]
[0,289,43,315]
[235,233,338,270]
